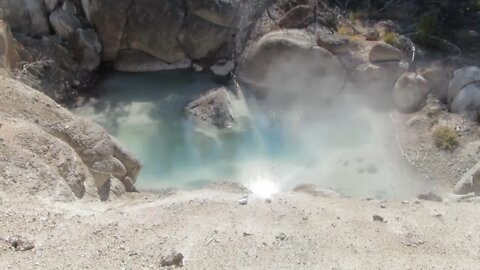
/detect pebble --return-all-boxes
[276,233,287,241]
[238,197,248,205]
[372,214,384,222]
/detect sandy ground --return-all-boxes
[1,186,480,270]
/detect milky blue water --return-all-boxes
[73,70,428,198]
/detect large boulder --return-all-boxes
[49,7,82,39]
[44,0,60,13]
[420,62,453,103]
[185,87,236,129]
[237,29,344,95]
[448,66,480,103]
[68,28,102,71]
[393,72,430,113]
[0,77,142,200]
[84,0,131,60]
[186,0,240,28]
[369,42,403,63]
[177,14,231,60]
[124,0,186,63]
[450,83,480,113]
[0,0,50,37]
[279,5,313,28]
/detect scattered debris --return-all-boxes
[276,233,287,241]
[5,235,35,251]
[418,191,443,202]
[160,251,184,268]
[372,215,384,222]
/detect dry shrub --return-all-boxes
[432,126,458,151]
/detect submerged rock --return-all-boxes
[185,87,236,129]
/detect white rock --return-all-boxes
[210,59,234,76]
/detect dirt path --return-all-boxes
[1,188,479,270]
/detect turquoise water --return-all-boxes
[73,70,427,198]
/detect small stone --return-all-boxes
[372,215,384,222]
[160,251,184,267]
[276,233,287,241]
[243,232,253,237]
[380,204,386,209]
[401,201,409,204]
[6,235,35,251]
[238,197,248,205]
[265,198,272,204]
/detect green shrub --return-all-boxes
[432,126,458,151]
[416,13,439,47]
[383,32,398,46]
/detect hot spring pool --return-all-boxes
[72,70,428,199]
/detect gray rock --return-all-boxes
[276,233,287,241]
[6,235,35,251]
[279,5,313,28]
[372,214,384,222]
[0,0,50,37]
[0,20,20,72]
[365,29,380,41]
[186,0,240,28]
[84,0,131,60]
[454,161,480,195]
[237,29,344,92]
[113,50,191,72]
[125,0,186,63]
[210,59,235,76]
[160,251,184,267]
[448,66,480,103]
[68,28,102,71]
[316,31,352,55]
[420,63,453,102]
[185,87,236,129]
[369,42,403,63]
[238,197,248,205]
[450,83,480,113]
[393,72,430,113]
[44,0,59,13]
[49,7,81,39]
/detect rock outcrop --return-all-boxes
[68,28,102,71]
[0,20,20,72]
[237,29,344,94]
[49,6,82,39]
[0,77,142,200]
